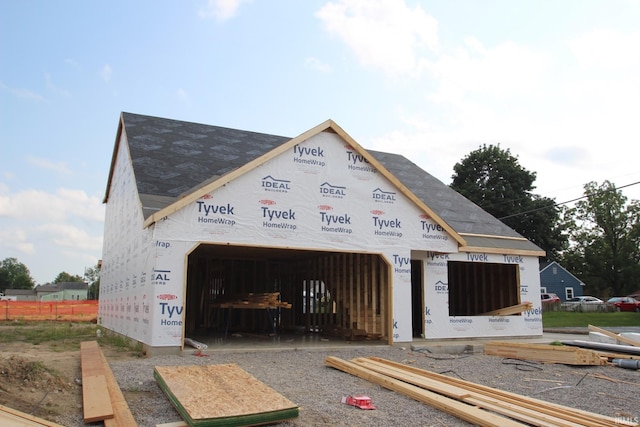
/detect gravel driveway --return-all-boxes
[59,336,640,427]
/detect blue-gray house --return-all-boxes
[539,261,584,301]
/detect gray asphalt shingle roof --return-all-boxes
[114,112,542,253]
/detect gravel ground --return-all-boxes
[56,343,640,427]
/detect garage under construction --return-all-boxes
[99,112,545,353]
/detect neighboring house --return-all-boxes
[3,289,37,301]
[99,113,545,354]
[539,261,584,301]
[628,290,640,300]
[4,282,88,301]
[36,282,89,301]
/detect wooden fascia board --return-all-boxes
[102,114,125,204]
[330,121,466,247]
[144,119,336,228]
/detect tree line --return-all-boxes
[451,144,639,297]
[0,259,101,300]
[1,144,638,299]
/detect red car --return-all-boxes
[541,293,560,304]
[606,297,640,312]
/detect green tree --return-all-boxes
[84,263,101,300]
[561,181,640,297]
[53,271,84,283]
[0,257,36,291]
[450,144,568,260]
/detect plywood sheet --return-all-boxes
[154,364,298,427]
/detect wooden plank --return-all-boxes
[484,341,606,366]
[0,404,65,427]
[95,342,138,427]
[80,340,114,422]
[589,324,640,347]
[481,302,533,316]
[365,357,630,427]
[354,358,583,427]
[325,356,526,427]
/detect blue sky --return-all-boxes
[1,0,639,285]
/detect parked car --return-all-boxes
[541,293,560,304]
[606,297,640,312]
[561,296,605,311]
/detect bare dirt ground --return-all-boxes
[0,323,139,424]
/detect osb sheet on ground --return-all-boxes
[154,364,299,427]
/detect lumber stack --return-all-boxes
[213,292,292,309]
[80,340,137,426]
[483,341,608,365]
[325,356,638,427]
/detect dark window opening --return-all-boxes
[448,261,520,316]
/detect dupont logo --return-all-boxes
[318,205,333,211]
[420,214,430,220]
[259,199,276,206]
[370,209,384,215]
[157,294,178,301]
[199,194,213,199]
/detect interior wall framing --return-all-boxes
[184,245,391,341]
[447,261,520,316]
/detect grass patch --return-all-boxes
[543,311,640,328]
[0,321,144,356]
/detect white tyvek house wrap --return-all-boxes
[99,134,156,345]
[147,131,458,345]
[420,251,543,339]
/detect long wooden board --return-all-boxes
[79,341,114,422]
[154,364,298,427]
[0,404,65,427]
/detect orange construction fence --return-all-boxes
[0,300,98,322]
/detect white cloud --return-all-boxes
[0,80,46,102]
[36,223,103,252]
[0,228,35,255]
[0,187,104,222]
[101,64,113,83]
[567,29,640,70]
[316,0,438,76]
[28,157,73,175]
[423,38,551,103]
[199,0,249,22]
[304,57,333,73]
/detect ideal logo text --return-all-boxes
[372,188,396,202]
[261,175,291,192]
[320,182,346,197]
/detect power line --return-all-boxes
[498,180,640,220]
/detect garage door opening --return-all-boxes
[185,245,391,343]
[447,261,520,316]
